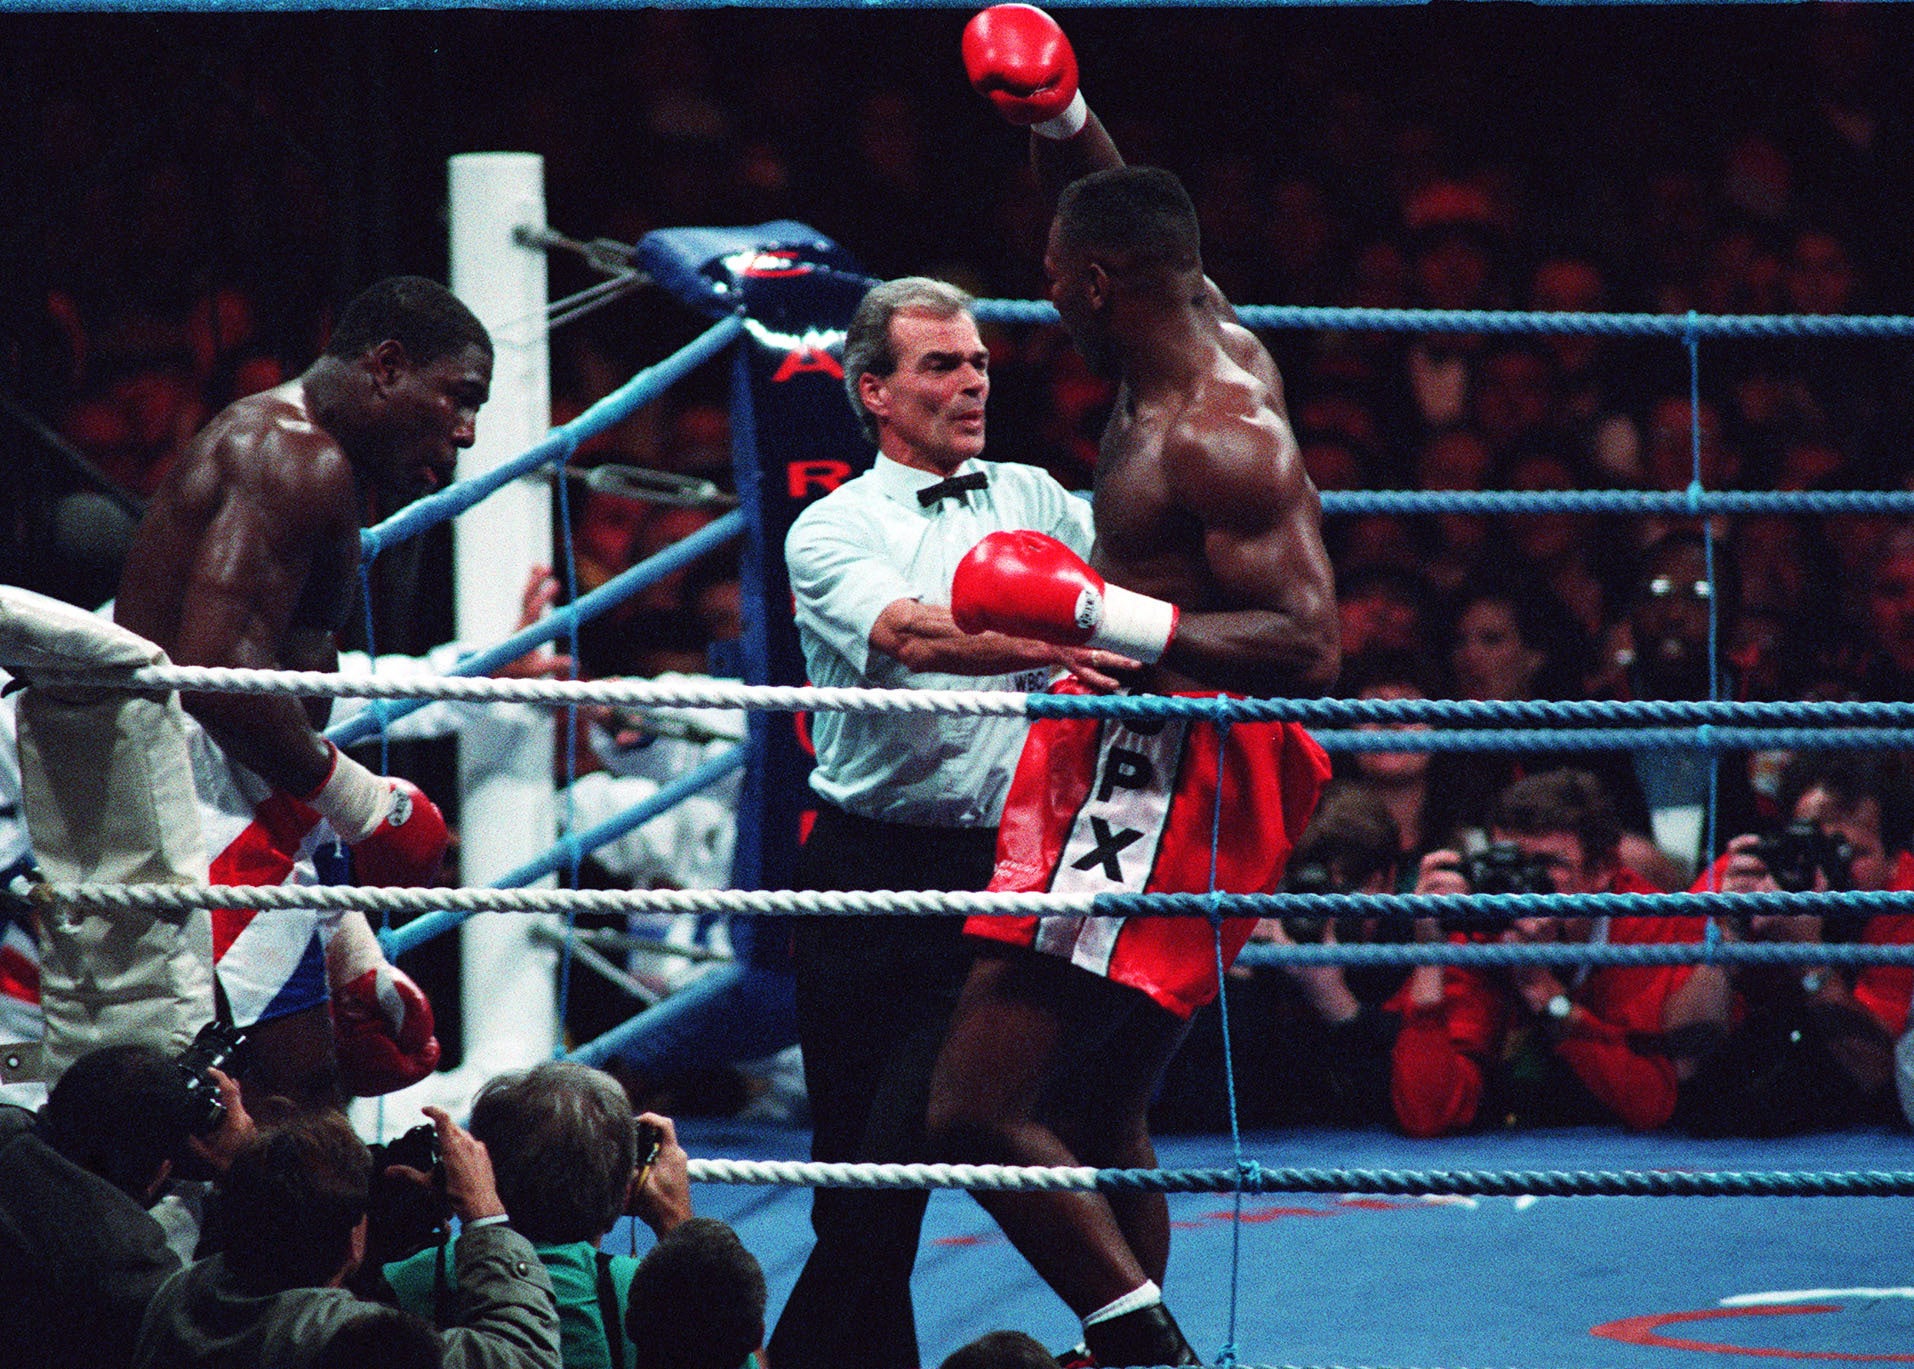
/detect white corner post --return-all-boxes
[351,152,560,1139]
[448,152,560,1077]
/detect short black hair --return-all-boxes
[626,1218,766,1369]
[1340,647,1440,700]
[214,1111,371,1293]
[1054,166,1201,276]
[1492,768,1622,865]
[1290,781,1403,892]
[324,276,492,366]
[939,1330,1063,1369]
[40,1043,200,1199]
[1778,751,1914,855]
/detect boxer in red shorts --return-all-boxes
[926,9,1340,1364]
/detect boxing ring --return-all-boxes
[14,157,1914,1364]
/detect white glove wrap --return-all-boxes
[1086,584,1177,664]
[1034,89,1089,140]
[307,745,394,844]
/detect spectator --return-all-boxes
[134,1107,562,1369]
[624,1217,766,1369]
[313,1308,445,1369]
[939,1330,1064,1369]
[1249,783,1410,1126]
[1685,752,1914,1135]
[1335,565,1433,661]
[1588,529,1768,883]
[1410,425,1493,596]
[383,1064,693,1369]
[1434,577,1607,832]
[1391,768,1730,1135]
[1335,650,1474,863]
[0,1043,252,1369]
[1154,780,1406,1132]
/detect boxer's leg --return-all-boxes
[927,947,1152,1316]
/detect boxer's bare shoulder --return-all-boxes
[116,382,361,656]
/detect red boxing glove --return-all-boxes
[305,744,450,887]
[951,530,1178,663]
[962,5,1088,139]
[332,963,441,1096]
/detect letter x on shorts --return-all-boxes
[966,681,1331,1019]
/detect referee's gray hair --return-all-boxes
[843,276,975,446]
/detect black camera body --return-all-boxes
[1279,858,1352,944]
[376,1122,443,1178]
[1751,821,1854,894]
[176,1020,248,1135]
[1461,842,1557,896]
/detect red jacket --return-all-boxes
[1388,866,1701,1135]
[1691,849,1914,1038]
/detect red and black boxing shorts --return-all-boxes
[967,681,1330,1019]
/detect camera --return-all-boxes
[375,1121,443,1179]
[1751,821,1854,894]
[1279,857,1361,944]
[635,1118,664,1174]
[1461,842,1557,896]
[365,1123,447,1265]
[176,1020,248,1135]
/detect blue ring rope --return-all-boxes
[378,744,748,958]
[973,298,1914,338]
[1321,488,1914,516]
[1023,695,1914,726]
[1103,888,1914,920]
[358,314,744,562]
[329,509,744,748]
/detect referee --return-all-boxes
[772,276,1130,1369]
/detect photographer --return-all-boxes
[1391,769,1729,1134]
[382,1062,693,1369]
[1684,752,1913,1134]
[135,1106,560,1369]
[0,1041,253,1369]
[1152,783,1405,1130]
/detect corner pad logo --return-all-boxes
[726,249,816,280]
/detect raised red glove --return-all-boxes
[961,5,1088,139]
[951,530,1178,663]
[304,744,450,887]
[332,962,441,1096]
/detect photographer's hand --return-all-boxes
[185,1067,256,1172]
[625,1111,692,1236]
[1262,918,1361,1024]
[391,1106,505,1224]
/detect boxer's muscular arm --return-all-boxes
[1030,110,1122,209]
[1157,409,1340,698]
[170,427,358,796]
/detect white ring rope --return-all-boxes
[34,882,1096,918]
[24,664,1030,716]
[687,1159,1103,1190]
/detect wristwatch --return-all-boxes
[1544,993,1574,1023]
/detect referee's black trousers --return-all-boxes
[767,801,998,1369]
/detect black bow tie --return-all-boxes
[917,471,988,507]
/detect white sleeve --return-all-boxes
[1051,489,1096,558]
[786,502,916,678]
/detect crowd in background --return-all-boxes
[3,5,1914,1122]
[3,6,1910,674]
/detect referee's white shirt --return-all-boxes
[786,454,1094,829]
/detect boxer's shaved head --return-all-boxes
[1053,167,1201,278]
